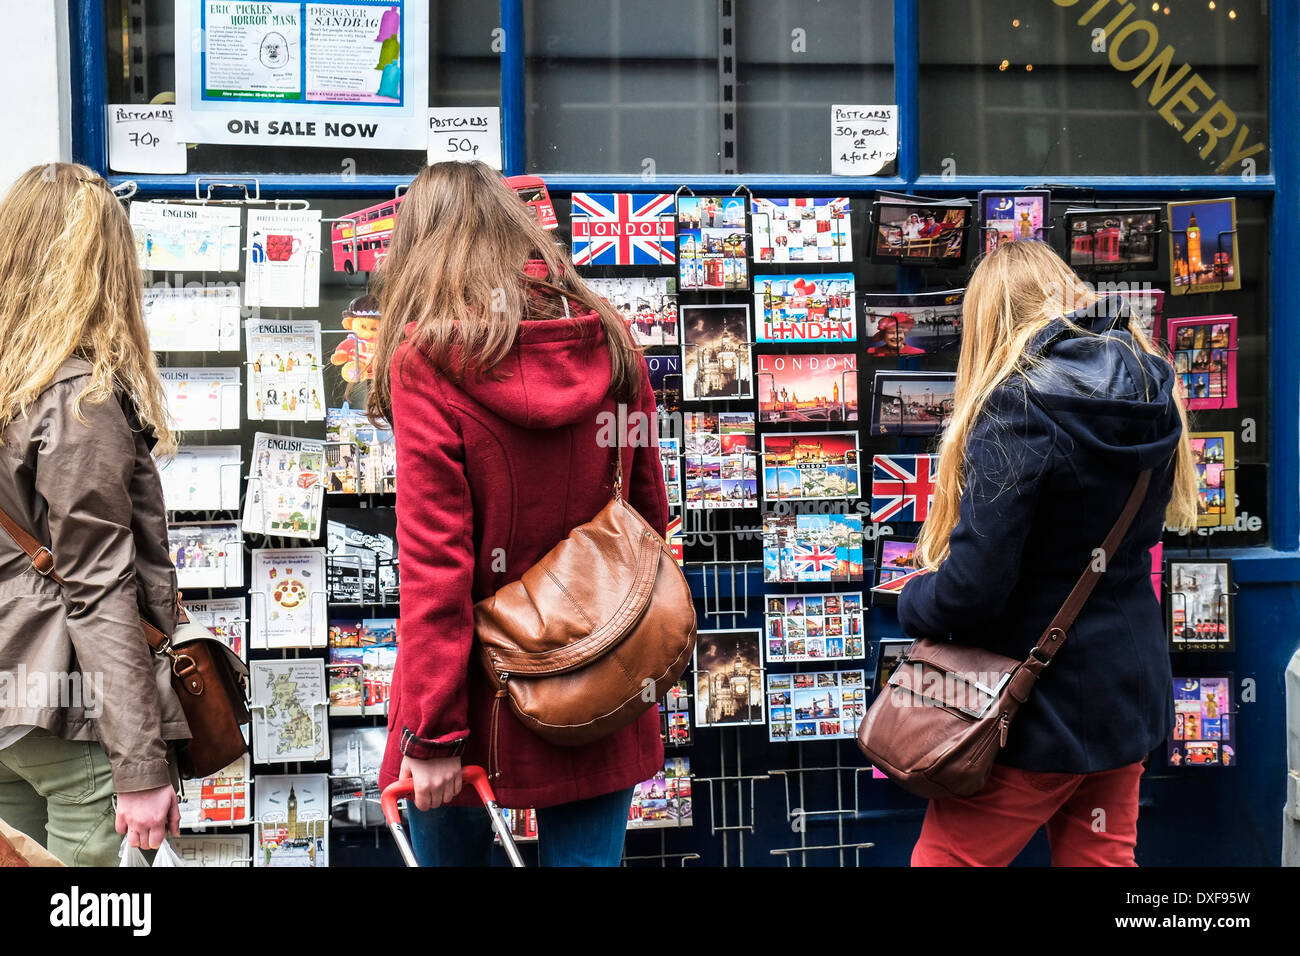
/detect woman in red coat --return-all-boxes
[369,162,668,866]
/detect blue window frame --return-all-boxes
[66,0,1300,865]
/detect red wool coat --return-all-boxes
[378,278,668,809]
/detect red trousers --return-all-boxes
[911,761,1145,867]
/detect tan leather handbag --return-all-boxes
[475,441,697,776]
[857,469,1150,800]
[0,508,249,780]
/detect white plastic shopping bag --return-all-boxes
[119,839,187,867]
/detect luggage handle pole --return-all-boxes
[381,765,525,868]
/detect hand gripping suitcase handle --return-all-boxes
[381,765,525,867]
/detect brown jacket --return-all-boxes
[0,357,189,792]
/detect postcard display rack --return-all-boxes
[139,179,1261,867]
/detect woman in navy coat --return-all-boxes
[898,240,1198,866]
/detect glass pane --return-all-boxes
[734,0,894,174]
[524,0,722,175]
[102,0,497,176]
[919,0,1270,176]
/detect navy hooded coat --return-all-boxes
[897,296,1180,774]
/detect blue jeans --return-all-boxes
[407,786,634,867]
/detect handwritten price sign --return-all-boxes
[831,105,898,176]
[427,108,502,171]
[107,104,187,174]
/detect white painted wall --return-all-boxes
[0,3,72,193]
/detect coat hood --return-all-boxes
[1022,295,1183,470]
[404,260,615,430]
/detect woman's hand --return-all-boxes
[400,754,463,811]
[114,785,180,850]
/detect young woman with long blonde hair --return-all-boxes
[897,240,1197,867]
[370,161,668,866]
[0,163,189,864]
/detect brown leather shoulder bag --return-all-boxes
[857,469,1151,799]
[475,441,697,777]
[0,508,249,780]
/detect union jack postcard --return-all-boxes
[762,513,864,584]
[870,454,939,523]
[570,192,676,266]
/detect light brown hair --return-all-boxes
[368,161,642,423]
[0,163,174,454]
[916,240,1198,569]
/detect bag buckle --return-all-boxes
[31,546,54,576]
[954,671,1011,719]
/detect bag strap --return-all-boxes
[1029,468,1152,668]
[0,505,60,583]
[0,503,174,650]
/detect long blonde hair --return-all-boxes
[368,161,642,423]
[916,240,1198,569]
[0,163,174,454]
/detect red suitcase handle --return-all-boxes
[381,765,524,867]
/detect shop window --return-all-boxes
[734,0,894,174]
[918,0,1270,177]
[101,0,496,176]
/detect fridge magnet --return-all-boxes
[1168,198,1240,295]
[753,272,856,343]
[760,431,861,502]
[677,195,750,291]
[756,352,858,423]
[751,197,852,264]
[680,303,753,401]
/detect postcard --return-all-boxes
[870,371,957,437]
[1168,675,1234,767]
[1189,431,1235,528]
[978,189,1051,254]
[1064,206,1161,269]
[1167,315,1237,410]
[143,285,241,352]
[1168,198,1240,295]
[761,431,860,502]
[250,659,329,764]
[250,548,327,650]
[677,195,750,290]
[1106,287,1166,340]
[157,444,242,512]
[658,438,682,508]
[1168,559,1233,652]
[253,773,329,867]
[184,596,247,660]
[762,513,865,584]
[871,536,929,606]
[767,669,866,742]
[130,201,241,272]
[177,755,248,829]
[683,411,757,509]
[586,276,679,346]
[570,193,676,266]
[752,197,852,264]
[246,320,326,421]
[646,353,683,414]
[764,591,864,664]
[753,273,856,343]
[871,454,939,523]
[860,289,963,357]
[159,366,241,431]
[245,208,322,308]
[870,198,970,265]
[168,521,243,589]
[694,629,765,727]
[243,433,325,540]
[680,303,753,400]
[757,352,858,423]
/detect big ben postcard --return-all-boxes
[1168,198,1241,295]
